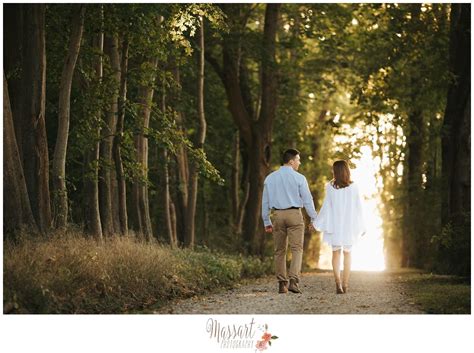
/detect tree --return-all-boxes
[112,35,130,236]
[4,4,52,233]
[131,57,159,241]
[160,77,178,247]
[230,130,249,235]
[184,17,207,248]
[99,32,121,236]
[83,5,104,239]
[441,4,470,224]
[433,3,471,275]
[168,63,189,245]
[3,73,38,236]
[208,3,281,253]
[52,4,86,228]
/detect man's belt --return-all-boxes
[272,207,301,210]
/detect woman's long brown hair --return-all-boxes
[332,160,352,189]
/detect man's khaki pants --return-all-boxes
[272,209,304,283]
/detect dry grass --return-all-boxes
[3,232,272,314]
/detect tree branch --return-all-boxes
[205,52,224,82]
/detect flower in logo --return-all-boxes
[255,324,278,352]
[256,340,268,351]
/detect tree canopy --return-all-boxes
[3,3,470,276]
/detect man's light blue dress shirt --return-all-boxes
[261,166,318,227]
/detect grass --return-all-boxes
[395,270,471,314]
[3,232,273,314]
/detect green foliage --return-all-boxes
[167,4,227,55]
[36,3,463,275]
[146,105,225,185]
[431,212,471,276]
[175,247,241,288]
[239,255,274,278]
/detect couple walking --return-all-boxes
[262,149,366,295]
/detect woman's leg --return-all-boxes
[342,249,352,291]
[332,248,342,284]
[332,248,344,293]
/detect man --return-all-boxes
[261,149,318,294]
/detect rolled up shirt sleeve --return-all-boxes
[300,177,318,221]
[261,181,272,227]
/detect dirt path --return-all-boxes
[155,270,425,314]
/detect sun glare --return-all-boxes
[318,146,386,271]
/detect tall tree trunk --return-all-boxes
[200,178,210,246]
[99,34,121,237]
[172,64,189,244]
[236,166,250,235]
[132,57,159,241]
[231,131,240,228]
[3,73,38,236]
[163,149,177,247]
[110,156,121,234]
[184,17,207,248]
[84,9,104,239]
[161,77,177,247]
[441,3,471,225]
[170,201,178,246]
[244,136,272,253]
[303,122,321,267]
[4,4,24,156]
[6,4,52,233]
[52,4,86,229]
[231,131,250,236]
[113,37,129,236]
[401,109,424,268]
[243,4,280,254]
[209,4,280,254]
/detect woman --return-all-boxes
[313,160,366,294]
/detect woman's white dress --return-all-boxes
[313,182,367,247]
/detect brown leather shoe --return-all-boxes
[278,281,288,294]
[336,283,344,294]
[288,279,302,294]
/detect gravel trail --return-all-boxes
[155,270,425,314]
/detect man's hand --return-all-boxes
[265,226,273,233]
[308,223,315,232]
